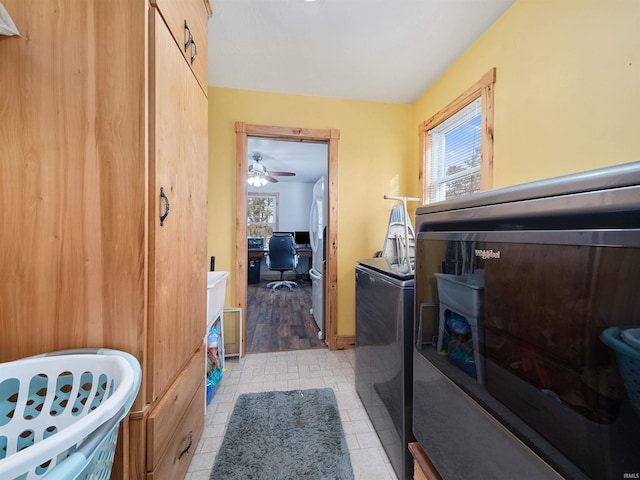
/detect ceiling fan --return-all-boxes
[247,153,295,186]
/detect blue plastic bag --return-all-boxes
[446,312,471,335]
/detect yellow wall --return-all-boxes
[413,0,640,190]
[208,88,412,336]
[209,0,640,340]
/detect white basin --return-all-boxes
[207,271,229,329]
[435,273,484,318]
[207,271,229,288]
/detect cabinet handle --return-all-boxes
[184,20,192,52]
[184,20,197,65]
[160,187,170,226]
[178,431,193,460]
[190,40,197,65]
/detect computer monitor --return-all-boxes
[248,237,264,249]
[294,231,310,246]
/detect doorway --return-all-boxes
[235,122,339,355]
[245,138,326,353]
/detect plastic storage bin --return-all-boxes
[205,368,223,406]
[0,348,141,480]
[206,325,224,405]
[435,273,485,383]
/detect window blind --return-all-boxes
[429,97,482,202]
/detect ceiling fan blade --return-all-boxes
[264,175,278,183]
[267,171,296,176]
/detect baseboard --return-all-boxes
[333,335,355,350]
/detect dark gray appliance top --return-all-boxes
[357,257,415,284]
[415,161,640,230]
[417,161,640,215]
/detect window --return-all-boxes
[429,98,481,201]
[421,68,495,203]
[247,193,279,242]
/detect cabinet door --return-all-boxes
[0,0,146,363]
[151,0,209,94]
[149,9,208,400]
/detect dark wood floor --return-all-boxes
[246,278,325,354]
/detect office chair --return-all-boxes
[266,233,298,290]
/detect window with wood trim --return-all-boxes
[247,192,279,243]
[420,68,495,203]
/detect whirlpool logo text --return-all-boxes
[475,249,501,260]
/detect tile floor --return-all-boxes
[185,348,398,480]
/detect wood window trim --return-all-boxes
[235,122,340,354]
[419,68,495,202]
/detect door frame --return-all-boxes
[235,122,340,353]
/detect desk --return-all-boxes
[248,248,267,259]
[248,247,312,258]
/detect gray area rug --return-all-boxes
[210,388,354,479]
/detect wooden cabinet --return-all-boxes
[147,346,205,477]
[151,0,209,92]
[149,4,209,403]
[0,1,210,479]
[409,443,443,480]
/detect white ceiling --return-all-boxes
[248,138,328,183]
[208,0,516,181]
[207,0,515,104]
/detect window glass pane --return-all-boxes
[443,172,481,200]
[247,194,277,242]
[443,114,481,175]
[430,97,482,202]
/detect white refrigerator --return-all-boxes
[308,176,326,335]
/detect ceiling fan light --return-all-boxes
[247,174,268,187]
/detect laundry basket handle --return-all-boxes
[40,348,102,357]
[38,412,124,480]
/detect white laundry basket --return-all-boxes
[0,348,141,480]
